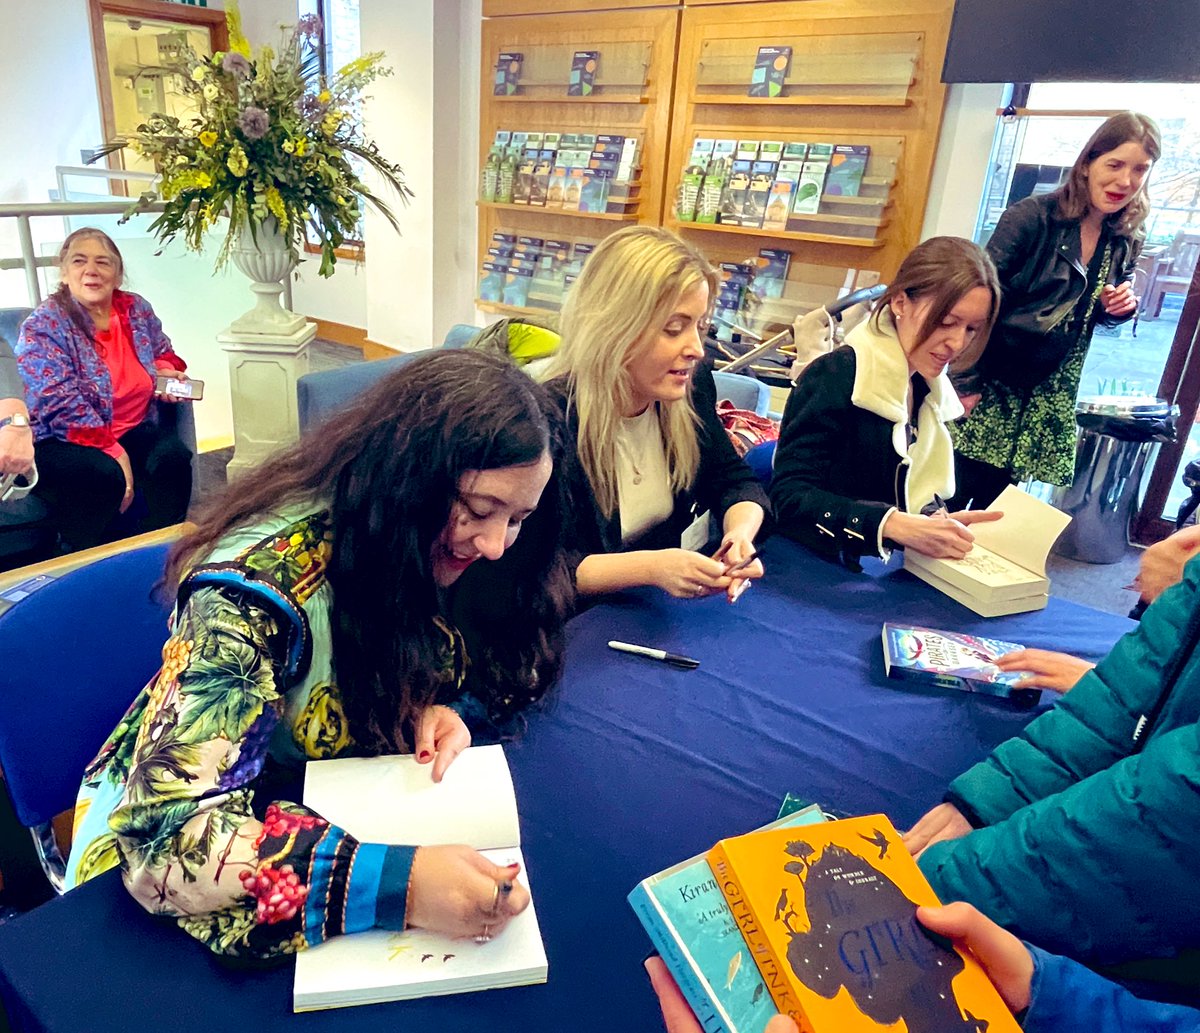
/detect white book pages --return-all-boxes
[293,847,547,1011]
[303,744,520,850]
[971,484,1072,578]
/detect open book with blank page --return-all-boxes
[293,744,547,1011]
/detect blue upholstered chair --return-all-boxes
[295,325,484,433]
[711,370,772,417]
[0,542,173,892]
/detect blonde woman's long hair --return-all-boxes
[547,226,718,520]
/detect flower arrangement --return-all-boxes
[99,2,412,276]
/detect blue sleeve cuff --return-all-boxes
[373,845,417,930]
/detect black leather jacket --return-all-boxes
[975,193,1140,392]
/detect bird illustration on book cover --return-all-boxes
[709,815,1020,1032]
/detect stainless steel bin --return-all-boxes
[1051,396,1178,564]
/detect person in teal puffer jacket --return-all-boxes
[904,550,1200,997]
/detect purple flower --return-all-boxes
[221,52,252,78]
[237,106,270,140]
[296,14,322,38]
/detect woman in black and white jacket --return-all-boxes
[771,237,1002,571]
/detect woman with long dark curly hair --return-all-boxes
[65,350,573,963]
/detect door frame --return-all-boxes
[87,0,228,172]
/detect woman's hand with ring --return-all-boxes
[652,548,731,599]
[405,847,528,939]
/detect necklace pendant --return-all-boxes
[632,473,643,485]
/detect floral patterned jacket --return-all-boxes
[66,508,467,962]
[16,290,186,451]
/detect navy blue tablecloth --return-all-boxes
[0,540,1133,1032]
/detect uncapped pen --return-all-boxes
[607,640,700,670]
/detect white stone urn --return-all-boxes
[229,218,306,336]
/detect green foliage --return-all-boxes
[97,3,412,277]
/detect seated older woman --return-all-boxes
[16,227,194,552]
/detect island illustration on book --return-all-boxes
[708,816,1021,1032]
[882,624,1038,705]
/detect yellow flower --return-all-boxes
[175,155,189,166]
[224,0,253,60]
[294,137,307,157]
[196,171,212,189]
[321,112,343,136]
[318,90,331,104]
[282,139,294,154]
[227,145,248,177]
[191,66,207,83]
[199,131,217,148]
[336,54,380,79]
[266,185,288,226]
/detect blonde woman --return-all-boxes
[537,226,768,601]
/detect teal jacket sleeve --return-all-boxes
[1023,946,1200,1032]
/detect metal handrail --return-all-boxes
[0,165,164,306]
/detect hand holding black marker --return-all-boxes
[608,640,700,670]
[716,546,761,603]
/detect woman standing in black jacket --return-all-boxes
[951,112,1161,509]
[540,226,768,601]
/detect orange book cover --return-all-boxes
[707,814,1020,1033]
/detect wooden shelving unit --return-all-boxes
[668,0,954,295]
[475,0,954,323]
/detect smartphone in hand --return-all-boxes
[155,374,204,401]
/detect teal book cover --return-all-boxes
[577,169,612,213]
[493,52,523,96]
[628,806,826,1033]
[568,50,600,96]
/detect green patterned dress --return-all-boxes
[953,244,1113,486]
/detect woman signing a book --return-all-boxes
[64,352,572,962]
[770,236,1002,571]
[520,225,768,601]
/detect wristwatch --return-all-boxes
[0,413,31,431]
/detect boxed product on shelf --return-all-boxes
[493,130,512,149]
[493,52,523,96]
[496,149,517,204]
[512,153,536,205]
[718,160,753,226]
[502,261,536,307]
[736,139,760,161]
[748,45,792,98]
[547,165,568,207]
[577,168,613,213]
[480,149,500,202]
[761,180,794,231]
[568,50,600,96]
[479,260,508,303]
[782,141,808,161]
[754,248,792,299]
[742,168,775,229]
[792,159,829,215]
[530,156,553,207]
[826,144,870,196]
[562,167,585,210]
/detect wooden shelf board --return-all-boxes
[668,218,883,248]
[476,299,562,319]
[689,93,911,108]
[791,210,889,228]
[820,193,888,207]
[478,201,639,221]
[493,92,650,105]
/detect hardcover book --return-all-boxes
[708,816,1021,1032]
[493,52,522,96]
[903,485,1070,617]
[749,46,792,98]
[825,145,870,196]
[629,805,827,1033]
[568,50,600,96]
[294,746,547,1011]
[881,623,1039,706]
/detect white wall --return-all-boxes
[921,83,1006,241]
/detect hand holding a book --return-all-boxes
[916,903,1033,1014]
[902,801,972,859]
[883,509,1001,560]
[413,704,471,782]
[407,848,528,940]
[995,648,1094,694]
[643,956,799,1033]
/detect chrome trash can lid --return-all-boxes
[1075,395,1176,419]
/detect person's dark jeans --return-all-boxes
[32,420,192,552]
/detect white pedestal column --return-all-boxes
[218,321,317,480]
